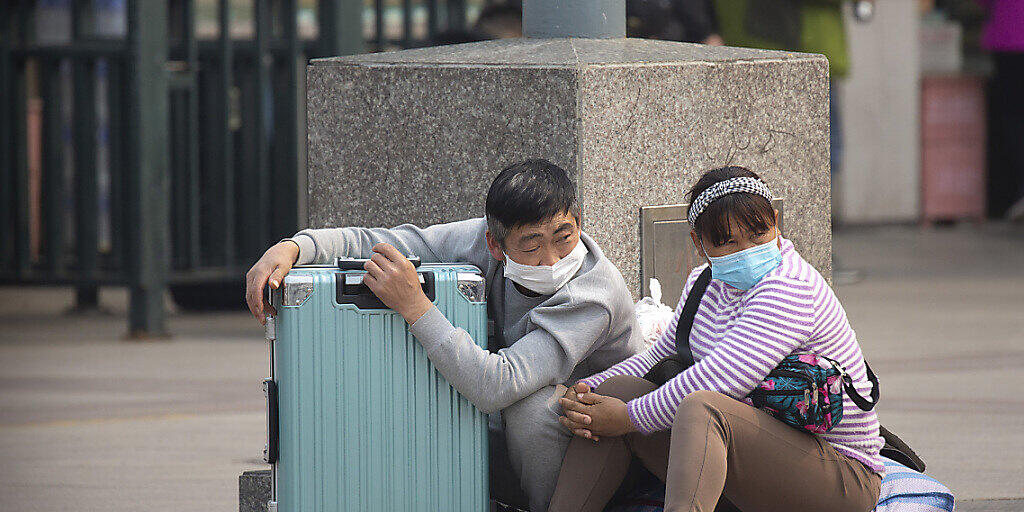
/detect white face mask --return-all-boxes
[503,238,589,295]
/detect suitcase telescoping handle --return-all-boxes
[263,379,279,464]
[336,255,421,270]
[336,272,437,309]
[264,287,279,510]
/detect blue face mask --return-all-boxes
[703,237,783,290]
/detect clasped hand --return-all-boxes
[558,382,636,442]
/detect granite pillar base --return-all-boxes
[307,38,832,297]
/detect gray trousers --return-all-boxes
[490,385,573,512]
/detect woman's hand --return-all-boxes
[559,382,597,440]
[245,240,300,324]
[559,390,637,439]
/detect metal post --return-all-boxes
[213,0,236,267]
[522,0,626,39]
[401,0,412,48]
[447,0,466,31]
[0,2,14,272]
[107,58,125,271]
[253,0,271,253]
[73,57,100,311]
[426,0,438,40]
[183,0,201,270]
[274,0,299,241]
[125,0,170,338]
[41,60,66,275]
[318,0,364,57]
[12,48,30,277]
[374,0,384,50]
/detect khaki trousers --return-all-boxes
[548,376,881,512]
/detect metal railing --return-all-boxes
[1,0,471,336]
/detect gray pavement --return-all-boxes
[832,223,1024,503]
[0,223,1022,511]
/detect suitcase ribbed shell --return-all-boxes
[274,264,488,511]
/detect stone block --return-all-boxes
[238,470,270,512]
[307,38,831,296]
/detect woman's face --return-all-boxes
[691,210,780,259]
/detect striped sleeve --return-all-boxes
[579,267,705,390]
[626,275,817,434]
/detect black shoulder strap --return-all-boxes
[674,265,882,414]
[674,266,713,367]
[842,361,880,411]
[879,424,926,472]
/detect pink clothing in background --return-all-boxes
[978,0,1024,51]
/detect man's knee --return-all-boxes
[504,386,560,423]
[503,386,567,450]
[593,375,657,401]
[500,387,570,509]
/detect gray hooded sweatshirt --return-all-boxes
[289,217,644,414]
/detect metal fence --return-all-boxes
[1,0,470,336]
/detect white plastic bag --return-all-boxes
[634,278,675,346]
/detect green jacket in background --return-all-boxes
[713,0,849,77]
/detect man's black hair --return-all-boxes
[485,159,580,245]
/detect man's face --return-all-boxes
[486,211,581,266]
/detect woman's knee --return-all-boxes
[593,375,657,401]
[672,390,731,426]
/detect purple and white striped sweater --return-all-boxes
[581,237,885,475]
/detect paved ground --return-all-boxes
[0,223,1021,511]
[831,223,1024,510]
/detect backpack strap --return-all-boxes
[674,266,713,367]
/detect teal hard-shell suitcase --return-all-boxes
[263,260,489,512]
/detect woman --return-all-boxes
[548,167,883,512]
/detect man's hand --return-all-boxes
[245,240,300,325]
[563,381,591,403]
[362,243,433,324]
[559,391,636,439]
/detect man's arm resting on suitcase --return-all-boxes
[363,244,608,413]
[407,300,610,414]
[287,217,490,268]
[246,219,488,325]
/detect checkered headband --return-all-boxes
[687,177,774,226]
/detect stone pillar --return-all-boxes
[306,39,831,297]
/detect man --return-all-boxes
[245,159,645,511]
